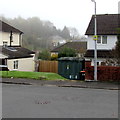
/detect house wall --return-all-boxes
[0,32,21,46]
[7,57,35,71]
[87,35,117,50]
[0,31,2,45]
[0,31,2,58]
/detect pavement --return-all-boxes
[1,77,119,90]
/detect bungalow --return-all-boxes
[0,20,35,71]
[85,14,119,66]
[51,41,87,58]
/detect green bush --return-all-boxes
[38,50,51,60]
[58,47,77,58]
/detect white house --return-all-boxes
[0,20,35,71]
[85,14,119,66]
[50,35,67,47]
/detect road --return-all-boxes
[2,84,118,118]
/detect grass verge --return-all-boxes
[0,71,67,80]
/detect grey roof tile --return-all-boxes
[51,42,87,52]
[85,14,120,35]
[0,20,23,33]
[1,46,35,59]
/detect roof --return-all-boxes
[51,42,87,53]
[0,20,23,33]
[85,14,120,35]
[0,46,35,59]
[84,50,114,58]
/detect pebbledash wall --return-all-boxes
[7,57,35,71]
[85,61,120,82]
[87,35,117,50]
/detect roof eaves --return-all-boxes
[7,55,33,59]
[0,20,23,33]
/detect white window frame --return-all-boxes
[13,60,18,70]
[97,35,107,44]
[3,41,8,47]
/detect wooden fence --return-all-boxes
[39,60,58,73]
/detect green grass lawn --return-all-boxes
[0,71,67,80]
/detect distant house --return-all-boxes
[85,14,119,66]
[49,35,67,47]
[0,20,35,71]
[51,41,87,58]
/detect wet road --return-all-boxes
[2,84,118,118]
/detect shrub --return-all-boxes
[38,50,51,60]
[58,47,77,58]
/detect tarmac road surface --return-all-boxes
[2,84,118,118]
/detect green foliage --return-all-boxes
[116,38,120,58]
[0,71,67,80]
[58,47,77,58]
[110,28,120,66]
[38,50,51,60]
[116,28,120,58]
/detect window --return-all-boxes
[3,42,8,47]
[97,35,107,44]
[97,62,100,66]
[97,36,101,44]
[13,60,18,69]
[102,36,107,44]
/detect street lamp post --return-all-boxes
[91,0,97,81]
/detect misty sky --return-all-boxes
[0,0,119,35]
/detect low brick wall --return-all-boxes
[85,65,120,82]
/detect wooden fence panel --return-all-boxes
[39,60,58,73]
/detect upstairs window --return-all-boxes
[97,36,101,44]
[97,35,107,44]
[102,36,107,44]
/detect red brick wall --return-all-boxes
[85,62,120,82]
